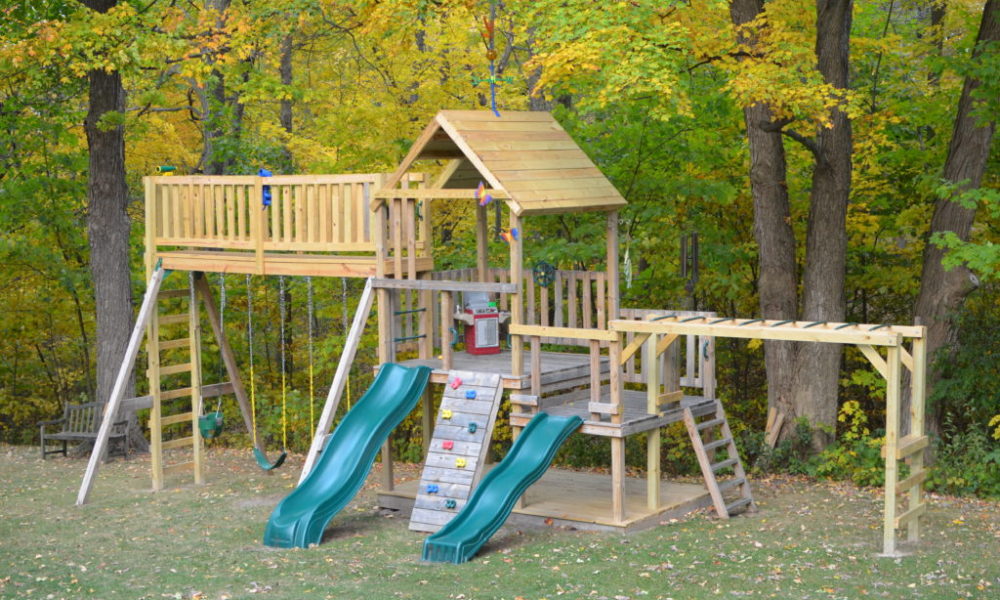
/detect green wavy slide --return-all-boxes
[422,412,583,564]
[263,363,432,548]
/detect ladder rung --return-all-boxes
[711,457,738,472]
[160,412,193,426]
[697,417,725,431]
[160,387,196,401]
[895,469,928,495]
[162,461,193,475]
[159,314,189,326]
[703,438,733,452]
[717,477,746,494]
[894,503,926,529]
[159,289,192,299]
[159,362,192,376]
[725,497,753,514]
[158,338,191,351]
[161,436,194,450]
[882,434,929,460]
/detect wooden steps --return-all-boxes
[409,371,505,533]
[683,400,754,519]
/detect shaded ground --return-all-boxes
[1,444,997,599]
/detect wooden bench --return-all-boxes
[39,402,128,460]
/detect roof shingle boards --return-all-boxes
[382,110,627,216]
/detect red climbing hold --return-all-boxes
[442,440,454,450]
[450,377,462,389]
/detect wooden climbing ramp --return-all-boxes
[409,371,504,533]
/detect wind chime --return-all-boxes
[472,0,513,118]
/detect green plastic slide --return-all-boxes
[263,363,431,548]
[422,412,583,564]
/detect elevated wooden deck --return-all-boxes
[158,250,432,278]
[510,392,717,438]
[397,349,610,391]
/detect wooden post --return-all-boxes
[253,177,265,274]
[476,203,489,282]
[908,336,927,543]
[509,212,524,377]
[646,333,660,511]
[609,337,625,523]
[189,273,204,485]
[441,291,454,370]
[882,344,901,556]
[143,179,164,492]
[193,276,263,455]
[606,211,620,320]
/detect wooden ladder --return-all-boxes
[147,279,204,490]
[683,400,754,519]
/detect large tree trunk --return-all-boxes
[910,0,998,435]
[731,0,853,449]
[203,0,234,175]
[730,0,800,432]
[81,0,145,453]
[795,0,853,449]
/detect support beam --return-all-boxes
[193,275,263,455]
[77,266,168,505]
[299,278,375,483]
[509,212,524,377]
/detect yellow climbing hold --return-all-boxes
[442,409,453,419]
[455,457,467,468]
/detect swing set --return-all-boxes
[197,273,335,472]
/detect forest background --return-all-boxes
[1,0,997,498]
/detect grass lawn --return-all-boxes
[1,444,997,600]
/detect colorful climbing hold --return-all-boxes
[427,484,439,494]
[467,422,478,434]
[455,458,467,468]
[465,390,477,400]
[450,377,462,390]
[445,499,457,509]
[442,440,454,450]
[442,409,453,420]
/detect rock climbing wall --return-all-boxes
[409,370,504,533]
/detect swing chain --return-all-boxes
[279,275,288,451]
[307,276,315,434]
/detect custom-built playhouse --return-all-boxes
[77,110,929,560]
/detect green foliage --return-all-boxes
[927,418,1000,499]
[808,401,886,487]
[748,418,815,476]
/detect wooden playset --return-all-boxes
[75,110,928,557]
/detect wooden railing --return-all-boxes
[145,174,428,255]
[619,308,716,399]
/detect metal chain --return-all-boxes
[307,276,315,433]
[279,275,287,450]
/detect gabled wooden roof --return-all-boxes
[377,110,627,216]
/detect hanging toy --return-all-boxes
[500,228,519,244]
[258,168,273,208]
[471,0,514,117]
[476,181,494,207]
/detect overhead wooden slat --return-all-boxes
[475,149,589,162]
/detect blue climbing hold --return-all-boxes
[467,422,478,434]
[445,499,457,509]
[427,484,439,494]
[465,390,477,400]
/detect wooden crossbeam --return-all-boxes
[610,318,915,346]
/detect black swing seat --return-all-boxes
[254,447,287,471]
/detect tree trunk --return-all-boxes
[731,0,853,450]
[80,0,144,453]
[279,31,294,170]
[204,0,233,175]
[795,0,853,449]
[730,0,800,435]
[910,0,998,435]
